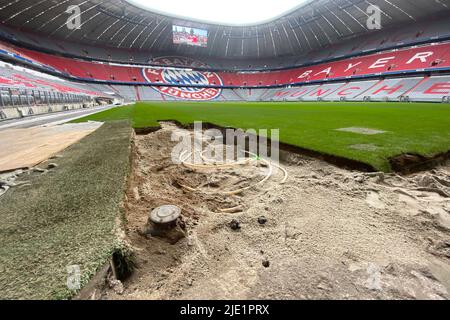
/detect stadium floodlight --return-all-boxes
[127,0,312,26]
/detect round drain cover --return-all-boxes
[150,205,181,224]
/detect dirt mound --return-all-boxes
[103,123,450,300]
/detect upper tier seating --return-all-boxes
[1,15,449,70]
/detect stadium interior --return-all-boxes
[0,0,450,113]
[0,0,449,302]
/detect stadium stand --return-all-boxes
[1,15,449,71]
[252,76,450,103]
[316,81,382,102]
[0,61,114,120]
[1,64,449,107]
[82,75,450,103]
[300,83,349,102]
[407,75,450,102]
[109,85,140,102]
[218,89,244,101]
[360,78,424,101]
[1,40,448,88]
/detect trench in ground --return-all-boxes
[99,122,450,300]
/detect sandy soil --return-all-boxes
[105,123,450,300]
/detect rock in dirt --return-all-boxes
[262,260,270,268]
[366,191,385,209]
[47,163,59,169]
[229,219,241,231]
[417,175,436,188]
[365,172,385,183]
[0,185,10,197]
[108,279,125,295]
[258,216,268,225]
[433,176,450,188]
[272,197,284,204]
[133,187,141,201]
[317,282,333,292]
[354,175,365,183]
[220,206,244,213]
[427,239,450,259]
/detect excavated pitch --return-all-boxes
[104,123,450,300]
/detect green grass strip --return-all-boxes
[0,121,132,300]
[72,101,450,172]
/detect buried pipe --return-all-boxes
[179,150,254,169]
[177,150,288,196]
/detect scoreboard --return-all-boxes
[173,25,208,48]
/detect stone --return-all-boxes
[0,186,10,197]
[48,163,59,169]
[109,279,125,295]
[258,216,268,225]
[317,282,332,292]
[229,219,241,231]
[355,176,365,183]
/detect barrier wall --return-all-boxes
[0,103,93,121]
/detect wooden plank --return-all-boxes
[0,123,103,172]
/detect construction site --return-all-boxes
[0,0,449,303]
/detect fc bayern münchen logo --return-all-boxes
[142,56,223,101]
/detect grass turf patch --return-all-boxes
[0,121,132,300]
[72,101,450,172]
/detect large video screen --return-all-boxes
[173,25,208,48]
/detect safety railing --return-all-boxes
[0,87,93,108]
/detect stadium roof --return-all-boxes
[0,0,449,59]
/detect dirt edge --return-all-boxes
[135,121,449,174]
[390,151,450,174]
[74,124,136,301]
